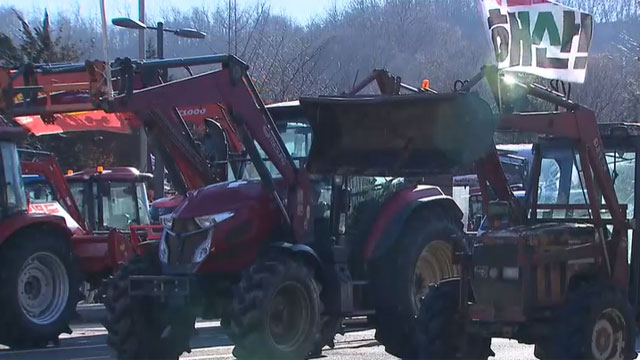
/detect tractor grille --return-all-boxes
[172,218,200,233]
[164,221,211,266]
[470,244,523,321]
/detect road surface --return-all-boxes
[0,320,537,360]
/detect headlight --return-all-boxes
[194,211,234,229]
[159,233,168,263]
[193,236,212,263]
[160,214,173,229]
[502,267,520,280]
[488,267,499,279]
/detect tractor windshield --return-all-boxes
[535,146,636,221]
[24,179,56,204]
[241,122,312,180]
[100,182,151,229]
[0,141,27,215]
[536,145,589,219]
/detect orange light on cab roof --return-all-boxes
[66,169,73,175]
[421,79,430,90]
[97,166,104,173]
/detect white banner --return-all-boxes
[481,0,594,83]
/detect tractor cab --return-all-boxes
[0,128,28,218]
[65,167,152,231]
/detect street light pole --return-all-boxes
[138,0,145,59]
[157,22,164,59]
[111,17,205,199]
[138,0,148,173]
[153,21,166,200]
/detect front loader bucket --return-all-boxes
[300,92,497,177]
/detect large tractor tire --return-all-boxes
[551,284,636,360]
[416,279,492,359]
[225,253,321,359]
[0,231,80,348]
[104,253,196,360]
[371,207,462,358]
[310,312,342,357]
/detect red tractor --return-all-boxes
[1,55,478,359]
[0,125,78,348]
[19,151,160,297]
[409,67,640,359]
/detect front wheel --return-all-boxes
[225,253,321,359]
[0,232,80,348]
[552,285,636,360]
[372,208,462,358]
[104,253,196,360]
[416,279,492,359]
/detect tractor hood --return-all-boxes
[300,92,497,177]
[171,180,273,219]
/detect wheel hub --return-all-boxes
[267,282,310,352]
[591,308,625,360]
[412,240,457,308]
[17,252,69,325]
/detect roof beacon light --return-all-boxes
[67,170,73,175]
[97,166,104,173]
[421,79,430,90]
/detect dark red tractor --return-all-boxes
[93,58,484,359]
[1,55,480,359]
[0,125,78,348]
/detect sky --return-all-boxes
[0,0,343,24]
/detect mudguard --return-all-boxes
[363,185,462,260]
[0,212,71,245]
[269,242,323,273]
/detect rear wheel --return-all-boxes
[225,253,321,359]
[104,253,196,360]
[0,232,80,348]
[416,279,492,359]
[372,208,461,358]
[552,285,636,360]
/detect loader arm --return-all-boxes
[19,149,88,231]
[96,56,311,243]
[1,59,245,193]
[478,66,626,282]
[481,66,625,230]
[2,55,313,243]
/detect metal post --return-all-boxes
[138,0,148,173]
[152,22,166,199]
[99,0,113,100]
[157,22,164,59]
[138,0,145,59]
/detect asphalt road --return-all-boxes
[0,319,537,360]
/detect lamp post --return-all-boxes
[112,18,206,199]
[111,17,206,59]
